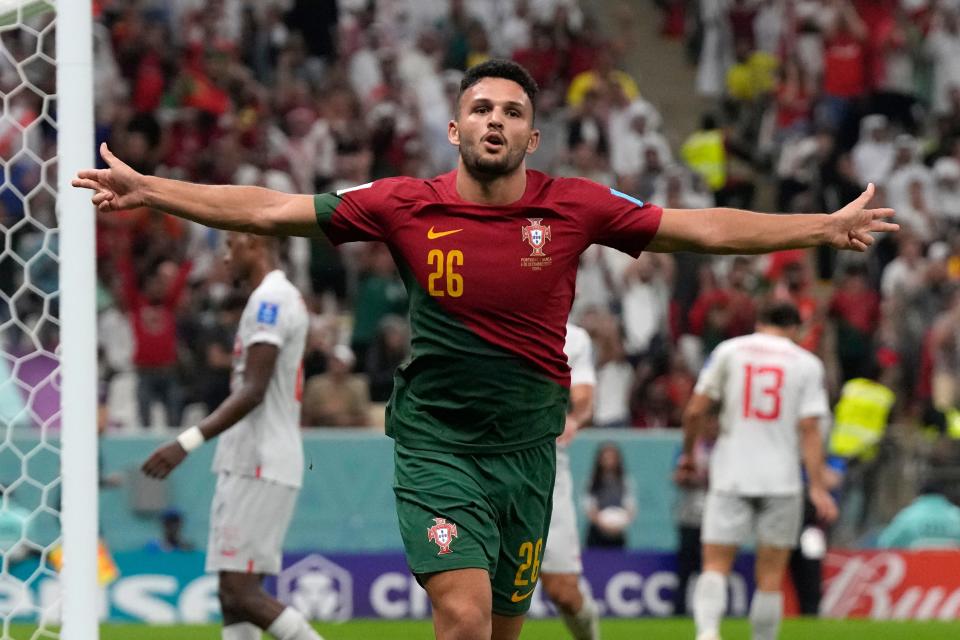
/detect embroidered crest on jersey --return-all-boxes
[257,302,279,325]
[521,218,553,271]
[427,517,458,555]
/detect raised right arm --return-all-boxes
[72,143,319,237]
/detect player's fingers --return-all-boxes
[100,142,119,167]
[852,182,875,208]
[71,177,101,190]
[91,191,113,206]
[866,207,895,219]
[74,168,106,181]
[853,231,874,247]
[869,220,900,233]
[850,237,868,252]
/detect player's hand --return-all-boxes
[557,416,579,446]
[826,183,898,252]
[673,453,698,487]
[71,142,147,212]
[809,486,839,525]
[141,442,188,480]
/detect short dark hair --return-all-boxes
[458,59,538,118]
[758,301,802,328]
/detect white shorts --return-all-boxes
[701,491,802,549]
[541,448,583,574]
[205,472,298,575]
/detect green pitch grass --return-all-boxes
[10,618,960,639]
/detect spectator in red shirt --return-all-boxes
[829,262,881,382]
[772,259,825,354]
[120,252,192,429]
[774,57,815,136]
[688,256,757,354]
[820,3,868,131]
[511,24,561,89]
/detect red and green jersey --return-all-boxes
[314,169,662,453]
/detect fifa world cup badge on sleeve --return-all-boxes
[427,517,458,555]
[257,301,279,325]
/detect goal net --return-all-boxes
[1,1,96,639]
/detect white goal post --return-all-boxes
[0,0,95,638]
[55,0,97,638]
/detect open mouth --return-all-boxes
[483,133,505,150]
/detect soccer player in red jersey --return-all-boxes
[75,60,896,640]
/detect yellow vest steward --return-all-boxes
[829,378,894,460]
[945,409,960,439]
[681,130,726,190]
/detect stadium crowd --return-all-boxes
[2,1,960,501]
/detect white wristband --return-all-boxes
[176,426,205,453]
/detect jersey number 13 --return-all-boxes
[742,364,784,421]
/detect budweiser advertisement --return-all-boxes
[819,550,960,620]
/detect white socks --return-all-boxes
[749,590,783,640]
[223,622,260,640]
[693,571,727,639]
[560,596,600,640]
[266,607,324,640]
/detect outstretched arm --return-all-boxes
[73,143,318,237]
[648,184,898,254]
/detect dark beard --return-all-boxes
[460,141,526,179]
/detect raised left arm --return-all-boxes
[647,184,897,254]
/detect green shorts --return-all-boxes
[393,440,556,616]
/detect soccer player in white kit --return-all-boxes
[540,323,601,640]
[677,302,838,640]
[142,232,323,640]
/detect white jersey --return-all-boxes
[212,270,309,488]
[564,323,596,388]
[695,332,829,496]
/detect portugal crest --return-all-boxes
[427,517,458,556]
[521,218,551,257]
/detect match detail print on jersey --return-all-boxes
[521,218,552,270]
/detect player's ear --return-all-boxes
[526,128,540,154]
[448,119,460,146]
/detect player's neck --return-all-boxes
[455,162,527,205]
[756,326,791,340]
[247,260,277,289]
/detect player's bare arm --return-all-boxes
[141,343,279,479]
[648,183,898,254]
[677,392,714,484]
[558,383,593,446]
[72,143,317,237]
[798,416,839,524]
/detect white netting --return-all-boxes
[0,2,63,639]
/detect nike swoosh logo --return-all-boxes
[511,589,535,603]
[427,226,463,240]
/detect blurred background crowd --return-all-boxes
[3,0,960,547]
